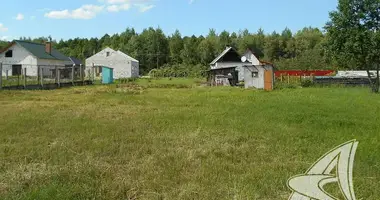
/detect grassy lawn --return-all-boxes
[0,79,379,199]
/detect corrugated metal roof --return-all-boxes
[14,40,70,61]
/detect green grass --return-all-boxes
[0,80,379,199]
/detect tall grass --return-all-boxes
[0,84,379,199]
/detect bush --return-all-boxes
[118,77,138,84]
[301,79,314,87]
[148,64,208,78]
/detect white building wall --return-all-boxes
[244,66,265,89]
[85,47,139,79]
[0,44,38,76]
[244,65,274,89]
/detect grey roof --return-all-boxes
[14,40,70,61]
[68,57,83,65]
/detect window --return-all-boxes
[252,72,259,78]
[106,52,110,57]
[12,65,22,76]
[5,50,13,57]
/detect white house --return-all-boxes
[0,40,72,77]
[85,47,139,79]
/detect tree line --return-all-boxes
[1,27,333,74]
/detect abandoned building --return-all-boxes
[208,47,275,90]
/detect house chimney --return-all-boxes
[45,41,52,54]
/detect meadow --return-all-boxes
[0,79,379,200]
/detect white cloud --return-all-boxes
[45,5,104,20]
[135,4,155,12]
[107,4,131,12]
[103,0,129,3]
[0,36,15,41]
[0,24,8,32]
[15,13,24,20]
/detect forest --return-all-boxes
[0,27,333,75]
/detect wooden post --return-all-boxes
[92,63,95,83]
[55,66,58,84]
[280,74,283,82]
[0,63,2,90]
[37,66,40,84]
[92,64,95,83]
[40,66,43,88]
[57,69,61,87]
[80,64,83,84]
[23,68,27,89]
[287,74,290,84]
[5,70,8,80]
[72,65,75,85]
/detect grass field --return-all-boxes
[0,79,379,199]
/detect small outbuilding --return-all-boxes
[242,50,275,91]
[85,47,139,80]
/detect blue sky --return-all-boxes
[0,0,338,41]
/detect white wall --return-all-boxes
[85,47,140,79]
[244,65,274,89]
[244,66,264,89]
[0,44,38,76]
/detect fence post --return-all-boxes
[40,66,44,88]
[92,64,95,83]
[23,68,27,89]
[55,66,58,84]
[5,70,8,80]
[80,64,83,84]
[0,63,2,90]
[57,69,61,87]
[72,65,75,86]
[287,74,290,84]
[37,66,40,84]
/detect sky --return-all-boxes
[0,0,338,41]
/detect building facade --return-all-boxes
[85,47,139,79]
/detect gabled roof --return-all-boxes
[1,40,70,61]
[68,57,83,65]
[211,47,233,65]
[245,48,273,66]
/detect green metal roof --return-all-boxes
[14,40,70,61]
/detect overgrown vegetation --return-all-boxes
[0,83,379,199]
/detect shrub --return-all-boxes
[301,79,314,87]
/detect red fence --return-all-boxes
[275,70,335,77]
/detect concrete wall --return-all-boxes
[85,47,139,79]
